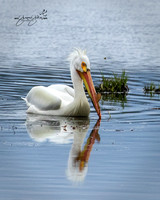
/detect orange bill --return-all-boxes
[77,70,101,118]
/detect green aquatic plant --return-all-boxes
[144,82,155,92]
[95,70,129,109]
[96,70,129,93]
[144,82,160,96]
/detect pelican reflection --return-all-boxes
[26,114,101,182]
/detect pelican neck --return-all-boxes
[71,67,86,100]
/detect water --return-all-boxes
[0,0,160,199]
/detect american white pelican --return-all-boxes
[23,49,101,118]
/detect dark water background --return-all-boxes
[0,0,160,199]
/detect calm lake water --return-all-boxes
[0,0,160,200]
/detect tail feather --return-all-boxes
[21,97,30,107]
[21,97,26,102]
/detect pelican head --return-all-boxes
[68,49,101,118]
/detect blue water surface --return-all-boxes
[0,0,160,200]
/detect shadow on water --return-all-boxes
[26,114,101,183]
[101,93,128,109]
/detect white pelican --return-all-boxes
[23,49,101,118]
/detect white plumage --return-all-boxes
[23,49,101,117]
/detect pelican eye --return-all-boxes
[81,62,87,72]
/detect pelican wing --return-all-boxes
[26,86,61,110]
[25,85,74,112]
[48,84,75,98]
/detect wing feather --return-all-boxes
[48,84,74,98]
[26,86,61,110]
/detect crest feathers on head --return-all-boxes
[75,48,87,56]
[68,48,87,62]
